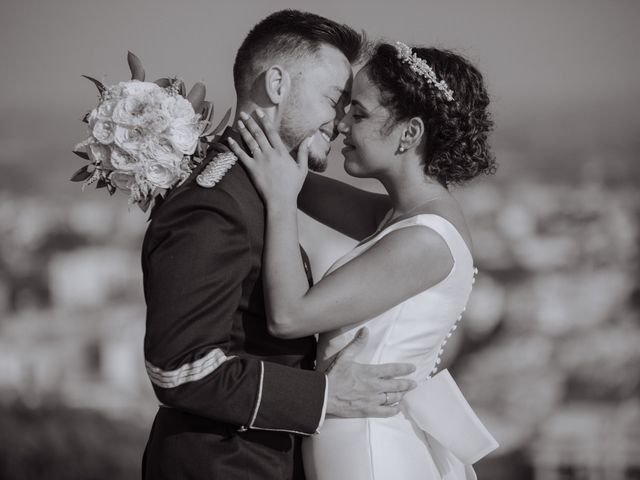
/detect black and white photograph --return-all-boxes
[0,1,638,479]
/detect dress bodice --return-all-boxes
[315,214,476,383]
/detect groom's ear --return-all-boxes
[264,65,290,105]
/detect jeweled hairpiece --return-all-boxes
[394,41,454,102]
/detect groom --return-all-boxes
[142,10,416,479]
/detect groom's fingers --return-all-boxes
[378,378,416,394]
[380,391,404,405]
[365,405,402,418]
[365,362,416,379]
[239,112,272,151]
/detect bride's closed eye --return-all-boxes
[350,108,366,121]
[346,101,367,121]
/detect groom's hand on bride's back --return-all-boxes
[324,328,417,418]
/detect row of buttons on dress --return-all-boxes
[428,267,478,378]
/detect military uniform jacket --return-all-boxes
[141,128,326,479]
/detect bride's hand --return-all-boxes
[227,110,312,211]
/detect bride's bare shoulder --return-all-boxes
[415,197,473,255]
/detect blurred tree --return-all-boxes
[0,400,147,480]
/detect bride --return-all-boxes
[228,41,495,480]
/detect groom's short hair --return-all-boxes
[233,10,364,98]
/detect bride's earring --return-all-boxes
[398,146,406,153]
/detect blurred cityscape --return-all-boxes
[1,154,638,478]
[1,0,639,477]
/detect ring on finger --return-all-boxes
[249,143,261,155]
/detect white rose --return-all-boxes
[121,80,163,97]
[114,125,146,155]
[166,122,199,155]
[110,147,140,172]
[106,83,125,99]
[111,95,148,127]
[145,105,171,134]
[162,95,197,124]
[87,109,99,128]
[96,99,118,120]
[145,163,179,189]
[92,120,115,144]
[144,137,182,168]
[112,94,170,132]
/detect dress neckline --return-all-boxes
[356,212,473,259]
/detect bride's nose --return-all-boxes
[337,119,350,135]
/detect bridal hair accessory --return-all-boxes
[394,41,455,102]
[71,52,232,211]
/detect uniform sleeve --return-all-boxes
[143,188,326,434]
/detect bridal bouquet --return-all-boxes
[72,52,230,211]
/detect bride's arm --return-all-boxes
[298,173,391,241]
[229,112,454,338]
[264,215,453,338]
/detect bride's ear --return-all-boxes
[399,116,425,152]
[264,65,290,105]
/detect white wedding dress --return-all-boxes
[303,214,477,480]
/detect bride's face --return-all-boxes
[338,68,403,178]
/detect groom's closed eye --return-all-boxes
[328,86,351,113]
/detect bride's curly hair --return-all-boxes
[366,43,496,187]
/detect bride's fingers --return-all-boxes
[296,137,312,175]
[239,112,273,152]
[236,120,262,157]
[255,109,286,150]
[227,137,254,168]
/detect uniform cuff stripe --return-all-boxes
[146,348,233,388]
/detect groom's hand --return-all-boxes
[325,328,417,418]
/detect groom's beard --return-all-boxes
[279,122,328,173]
[306,146,329,173]
[279,107,329,173]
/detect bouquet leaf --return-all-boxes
[127,51,145,81]
[82,112,90,124]
[204,107,232,137]
[154,77,172,88]
[82,75,106,94]
[70,165,92,182]
[96,178,108,189]
[138,195,153,212]
[73,150,90,161]
[187,82,206,110]
[199,101,214,124]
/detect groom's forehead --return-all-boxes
[307,47,353,83]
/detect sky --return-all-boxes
[0,0,638,192]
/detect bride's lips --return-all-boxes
[342,140,355,153]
